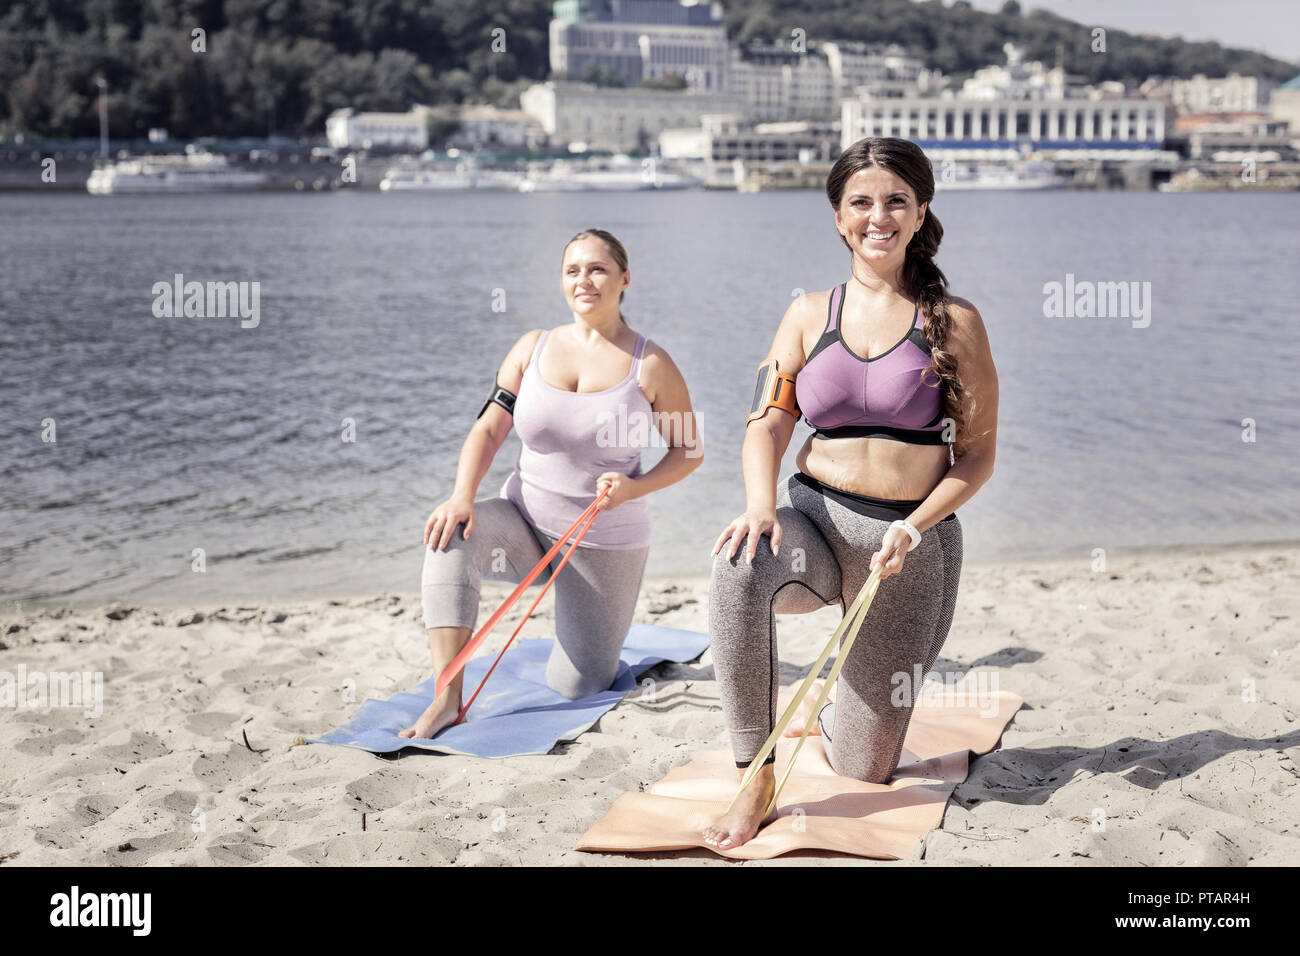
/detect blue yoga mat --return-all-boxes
[307,623,708,758]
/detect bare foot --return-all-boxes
[702,763,775,850]
[782,679,826,737]
[398,692,461,740]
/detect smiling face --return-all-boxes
[562,236,628,315]
[833,165,928,269]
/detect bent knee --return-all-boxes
[827,745,897,785]
[710,541,784,596]
[421,532,478,579]
[550,668,616,701]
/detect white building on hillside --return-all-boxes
[961,43,1068,101]
[843,96,1165,145]
[1168,73,1274,114]
[660,116,838,162]
[449,105,547,150]
[822,41,936,101]
[326,108,428,151]
[521,79,743,151]
[729,41,935,122]
[727,43,833,122]
[1271,74,1300,139]
[842,42,1167,156]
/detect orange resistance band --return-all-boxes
[433,486,612,721]
[454,492,606,723]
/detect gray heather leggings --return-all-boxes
[709,471,963,783]
[421,496,649,700]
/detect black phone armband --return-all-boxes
[477,383,517,420]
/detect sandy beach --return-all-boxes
[2,540,1297,867]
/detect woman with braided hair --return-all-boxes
[703,137,1000,849]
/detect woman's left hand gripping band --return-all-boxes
[870,524,915,579]
[595,472,638,510]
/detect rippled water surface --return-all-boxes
[2,189,1297,604]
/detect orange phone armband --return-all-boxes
[747,358,800,425]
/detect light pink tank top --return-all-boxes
[500,328,653,549]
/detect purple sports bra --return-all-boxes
[795,282,948,445]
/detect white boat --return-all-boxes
[934,160,1066,191]
[518,158,700,192]
[378,166,522,191]
[87,146,266,194]
[1158,165,1300,192]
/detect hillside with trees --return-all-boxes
[0,0,549,139]
[2,0,1293,140]
[723,0,1296,85]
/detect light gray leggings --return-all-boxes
[710,472,963,783]
[421,496,649,700]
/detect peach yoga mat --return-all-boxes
[576,684,1023,860]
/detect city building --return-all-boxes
[659,116,839,162]
[1175,112,1294,159]
[842,95,1166,155]
[727,42,834,122]
[1270,74,1300,140]
[841,44,1166,158]
[448,105,547,150]
[549,0,729,92]
[521,79,744,151]
[1167,73,1275,114]
[727,41,935,123]
[960,42,1068,101]
[325,108,428,151]
[822,41,937,101]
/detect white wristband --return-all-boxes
[889,519,921,552]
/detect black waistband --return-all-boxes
[813,424,948,445]
[791,471,956,523]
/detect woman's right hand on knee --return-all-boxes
[712,510,782,563]
[424,495,475,551]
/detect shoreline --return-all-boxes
[8,532,1300,617]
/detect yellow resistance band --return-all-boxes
[735,565,884,817]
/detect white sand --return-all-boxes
[1,542,1297,866]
